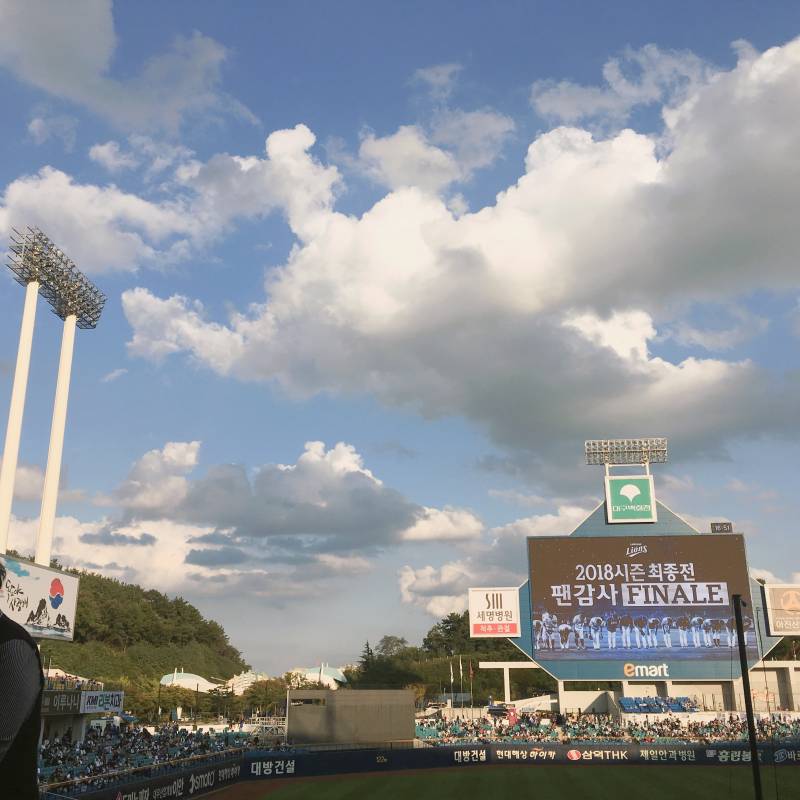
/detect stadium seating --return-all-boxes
[619,696,698,713]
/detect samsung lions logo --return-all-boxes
[626,543,647,557]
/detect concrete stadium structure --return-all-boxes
[286,689,415,745]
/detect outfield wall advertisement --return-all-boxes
[39,745,800,798]
[528,534,759,680]
[0,554,78,641]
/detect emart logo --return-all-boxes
[623,662,669,678]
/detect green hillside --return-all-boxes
[37,569,249,716]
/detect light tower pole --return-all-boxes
[0,231,48,553]
[35,313,77,566]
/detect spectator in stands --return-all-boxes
[0,561,44,799]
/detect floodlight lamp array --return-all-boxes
[7,227,106,329]
[585,437,668,466]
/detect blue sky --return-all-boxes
[0,1,799,674]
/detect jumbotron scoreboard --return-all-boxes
[528,533,759,680]
[468,438,784,682]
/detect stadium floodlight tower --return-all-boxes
[0,227,105,562]
[33,230,105,566]
[584,437,668,474]
[0,230,49,554]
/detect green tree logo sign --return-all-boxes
[605,476,657,523]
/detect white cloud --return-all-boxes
[398,561,472,617]
[123,289,245,371]
[112,441,201,514]
[176,124,340,242]
[313,553,371,575]
[0,2,254,132]
[412,63,462,101]
[489,505,590,541]
[668,306,769,351]
[90,136,195,178]
[357,111,514,194]
[105,37,800,478]
[563,309,655,362]
[750,567,784,584]
[531,43,713,124]
[488,489,548,507]
[429,108,515,172]
[0,166,196,273]
[400,506,483,542]
[358,126,461,193]
[0,460,83,503]
[10,463,46,502]
[398,504,593,617]
[7,437,485,598]
[27,114,77,150]
[660,474,695,492]
[1,124,335,274]
[102,439,480,563]
[100,368,128,383]
[8,513,223,594]
[89,141,139,172]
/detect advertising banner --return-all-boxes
[40,744,800,799]
[80,690,125,714]
[528,534,758,680]
[41,690,82,716]
[243,744,800,781]
[43,758,243,800]
[468,587,521,637]
[605,475,657,523]
[0,554,78,641]
[763,584,800,636]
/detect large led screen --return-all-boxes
[528,534,759,680]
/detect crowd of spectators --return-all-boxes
[37,712,800,793]
[39,723,246,793]
[416,712,800,746]
[43,674,103,691]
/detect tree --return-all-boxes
[359,640,375,668]
[242,679,287,715]
[767,636,799,661]
[422,612,469,656]
[376,635,408,657]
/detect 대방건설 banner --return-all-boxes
[0,554,78,641]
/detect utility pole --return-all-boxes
[733,594,762,800]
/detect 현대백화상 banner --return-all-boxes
[0,554,78,641]
[527,534,759,680]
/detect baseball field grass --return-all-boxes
[238,765,800,799]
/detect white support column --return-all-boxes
[35,314,77,566]
[503,668,511,704]
[0,280,39,553]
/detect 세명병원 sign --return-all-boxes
[469,587,521,637]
